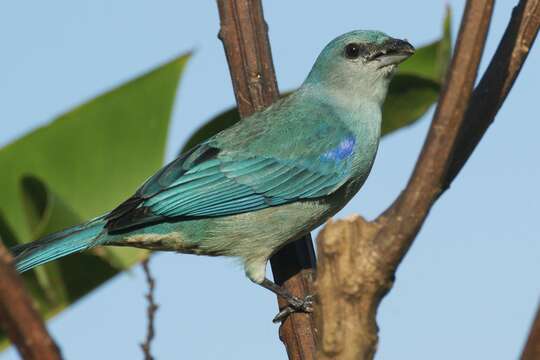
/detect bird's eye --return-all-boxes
[344,43,362,59]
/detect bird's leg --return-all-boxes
[260,278,314,323]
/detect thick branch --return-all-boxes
[216,1,317,358]
[317,0,540,358]
[0,239,62,360]
[521,300,540,360]
[217,0,279,116]
[316,216,385,360]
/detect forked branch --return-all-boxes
[316,0,540,358]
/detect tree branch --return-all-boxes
[448,0,540,182]
[0,238,62,360]
[216,1,317,359]
[521,300,540,360]
[376,0,495,268]
[316,0,540,358]
[140,257,158,360]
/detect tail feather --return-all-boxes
[12,217,107,273]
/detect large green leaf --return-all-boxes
[0,54,190,331]
[20,176,79,307]
[381,7,451,135]
[182,107,240,152]
[181,11,452,153]
[381,76,440,135]
[398,7,452,83]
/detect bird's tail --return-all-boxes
[11,216,107,273]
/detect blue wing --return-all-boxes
[106,97,356,232]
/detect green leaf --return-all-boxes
[398,7,452,82]
[181,107,240,153]
[20,176,82,241]
[20,176,80,306]
[0,53,190,334]
[181,10,452,151]
[381,7,451,135]
[381,75,440,136]
[0,213,19,250]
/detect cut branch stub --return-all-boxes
[316,217,390,360]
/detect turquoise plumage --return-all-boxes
[14,216,106,273]
[116,103,356,222]
[11,30,414,321]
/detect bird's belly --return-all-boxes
[196,177,365,260]
[179,198,338,261]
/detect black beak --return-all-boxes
[385,38,415,57]
[367,38,415,67]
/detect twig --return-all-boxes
[216,1,317,359]
[521,300,540,360]
[316,0,540,358]
[0,237,62,360]
[140,257,158,360]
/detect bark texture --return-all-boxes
[217,1,317,359]
[522,300,540,359]
[0,239,62,360]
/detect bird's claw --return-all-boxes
[272,294,314,323]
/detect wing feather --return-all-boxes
[106,96,358,232]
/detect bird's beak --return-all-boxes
[368,38,415,69]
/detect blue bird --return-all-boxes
[12,30,414,321]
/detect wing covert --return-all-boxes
[106,96,357,232]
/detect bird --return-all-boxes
[12,30,414,322]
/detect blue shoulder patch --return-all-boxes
[321,135,356,161]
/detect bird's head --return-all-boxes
[304,30,415,106]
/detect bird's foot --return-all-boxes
[272,294,314,323]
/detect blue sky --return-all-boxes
[1,1,539,359]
